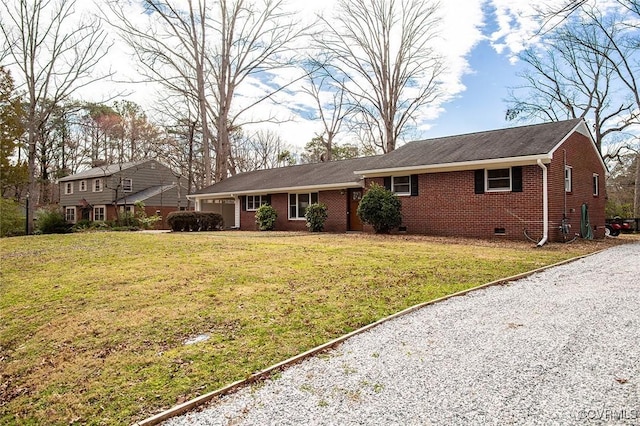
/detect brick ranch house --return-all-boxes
[58,159,188,229]
[189,119,607,242]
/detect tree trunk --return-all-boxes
[635,152,640,217]
[215,113,229,182]
[27,130,37,234]
[187,121,195,208]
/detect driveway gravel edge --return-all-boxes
[133,248,608,426]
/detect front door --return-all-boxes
[348,188,363,231]
[81,207,91,221]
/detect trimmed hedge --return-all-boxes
[167,211,224,232]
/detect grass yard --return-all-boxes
[0,231,631,425]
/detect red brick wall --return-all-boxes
[239,191,349,232]
[363,134,605,241]
[547,132,606,240]
[233,132,606,241]
[366,170,545,240]
[319,190,348,232]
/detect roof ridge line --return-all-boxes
[409,118,582,145]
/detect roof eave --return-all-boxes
[353,154,552,177]
[188,181,364,200]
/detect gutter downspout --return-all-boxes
[537,159,549,247]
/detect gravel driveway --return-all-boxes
[164,242,640,425]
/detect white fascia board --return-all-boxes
[353,154,551,177]
[548,119,608,172]
[187,181,363,200]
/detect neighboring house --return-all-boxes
[58,159,188,228]
[189,119,607,242]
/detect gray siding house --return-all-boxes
[58,160,188,228]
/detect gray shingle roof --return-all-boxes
[358,119,583,172]
[116,185,176,204]
[58,160,150,182]
[193,119,587,197]
[193,155,383,195]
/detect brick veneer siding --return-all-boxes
[546,132,606,240]
[239,190,350,232]
[232,132,606,241]
[366,168,545,240]
[363,133,606,241]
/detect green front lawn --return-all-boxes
[0,232,622,425]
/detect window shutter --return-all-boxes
[241,196,246,211]
[383,177,391,191]
[265,194,271,205]
[474,170,484,194]
[512,167,523,192]
[410,175,419,196]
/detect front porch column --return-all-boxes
[234,196,241,229]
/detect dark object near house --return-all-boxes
[167,211,223,232]
[605,217,632,237]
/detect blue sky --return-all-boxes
[70,0,552,149]
[428,39,523,138]
[427,3,527,139]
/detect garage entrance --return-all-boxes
[200,199,236,228]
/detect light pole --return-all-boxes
[25,193,30,235]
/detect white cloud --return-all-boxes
[434,0,485,97]
[3,0,497,150]
[486,0,569,61]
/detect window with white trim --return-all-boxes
[79,180,87,191]
[289,192,318,219]
[65,207,76,223]
[122,178,133,192]
[565,166,573,192]
[93,178,103,192]
[120,205,135,216]
[64,182,73,195]
[486,168,511,191]
[246,195,268,211]
[392,176,411,195]
[93,205,106,221]
[593,173,599,196]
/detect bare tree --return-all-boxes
[107,0,305,185]
[315,0,444,153]
[112,100,160,162]
[208,0,305,181]
[106,0,214,186]
[152,93,204,200]
[520,1,640,216]
[505,14,636,153]
[302,66,354,161]
[230,128,292,173]
[1,0,111,233]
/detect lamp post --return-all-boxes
[25,193,30,235]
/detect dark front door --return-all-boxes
[81,207,91,221]
[348,188,363,231]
